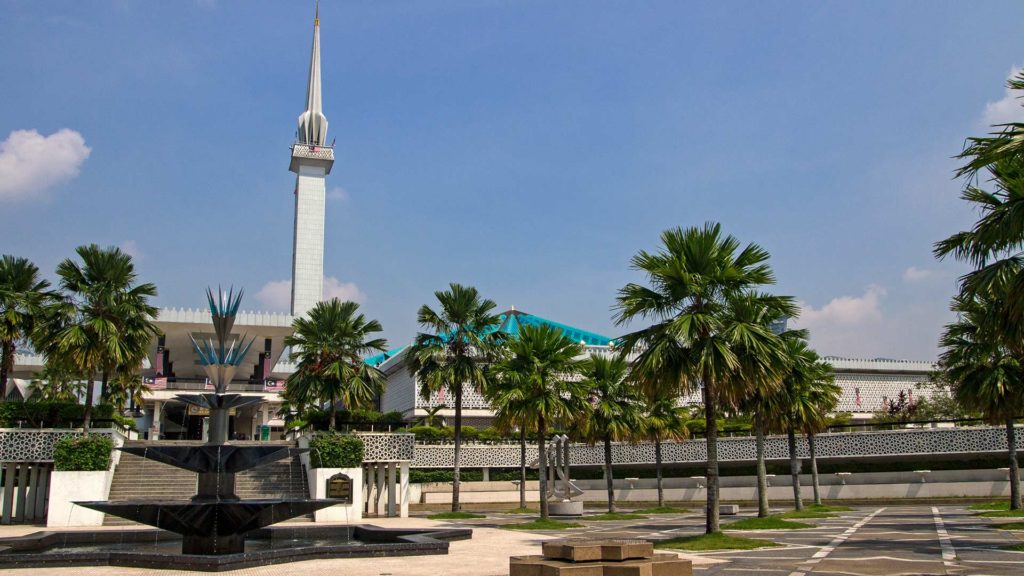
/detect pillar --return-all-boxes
[150,401,162,440]
[365,464,376,515]
[387,462,397,517]
[482,467,490,482]
[374,463,385,516]
[400,462,410,518]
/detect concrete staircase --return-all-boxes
[102,442,312,526]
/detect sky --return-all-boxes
[2,0,1023,361]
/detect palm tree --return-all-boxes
[285,298,388,431]
[29,357,85,402]
[794,360,839,507]
[580,353,644,513]
[940,288,1024,509]
[42,245,158,428]
[491,323,587,519]
[406,283,503,512]
[615,223,787,534]
[485,366,534,510]
[954,71,1024,179]
[0,255,54,399]
[416,405,448,428]
[729,293,799,517]
[106,369,152,414]
[639,395,689,509]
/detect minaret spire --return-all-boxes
[297,1,327,146]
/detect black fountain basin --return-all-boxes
[76,498,342,554]
[0,524,473,571]
[118,444,305,473]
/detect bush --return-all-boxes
[478,427,504,444]
[0,401,116,428]
[408,425,452,443]
[309,432,365,468]
[53,435,113,471]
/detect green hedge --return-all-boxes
[53,435,114,471]
[0,401,116,428]
[309,432,365,468]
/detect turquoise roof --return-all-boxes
[363,309,611,366]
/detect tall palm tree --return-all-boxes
[406,283,503,512]
[729,293,799,517]
[639,395,689,509]
[0,255,54,399]
[615,223,786,534]
[106,369,152,414]
[580,353,644,513]
[794,360,839,507]
[42,245,158,428]
[485,366,534,510]
[285,298,388,431]
[941,288,1024,509]
[491,323,586,520]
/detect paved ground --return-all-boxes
[2,505,1023,575]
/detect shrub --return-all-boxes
[478,427,504,444]
[53,435,113,471]
[309,432,365,468]
[0,401,116,428]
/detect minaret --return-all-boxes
[289,2,333,318]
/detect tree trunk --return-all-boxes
[329,389,337,430]
[809,432,822,506]
[704,382,720,533]
[100,370,109,403]
[538,415,549,520]
[604,433,615,513]
[519,427,527,510]
[83,377,95,430]
[1008,417,1021,510]
[655,437,664,508]
[787,423,803,510]
[755,412,769,518]
[0,341,13,400]
[451,385,463,512]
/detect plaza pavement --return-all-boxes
[3,505,1024,575]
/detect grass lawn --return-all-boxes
[724,517,813,530]
[992,521,1024,530]
[501,519,585,531]
[1006,542,1024,552]
[427,511,486,520]
[585,512,648,521]
[778,505,852,519]
[979,510,1024,518]
[970,502,1010,511]
[654,532,780,551]
[633,506,689,514]
[505,507,540,514]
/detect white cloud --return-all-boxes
[0,129,91,201]
[323,276,366,303]
[795,285,886,328]
[902,266,933,283]
[119,240,143,261]
[982,66,1024,127]
[255,277,366,312]
[327,186,349,202]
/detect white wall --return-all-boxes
[307,467,363,522]
[46,470,113,527]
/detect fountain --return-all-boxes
[0,287,469,570]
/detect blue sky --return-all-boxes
[2,0,1023,360]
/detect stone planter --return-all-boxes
[548,500,583,517]
[307,467,363,522]
[46,470,113,527]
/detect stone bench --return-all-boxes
[719,504,739,515]
[511,539,692,576]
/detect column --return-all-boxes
[365,464,376,516]
[150,401,162,441]
[482,467,490,482]
[374,463,385,516]
[400,462,410,518]
[387,462,397,517]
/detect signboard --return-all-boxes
[186,406,237,417]
[327,473,353,503]
[259,425,271,441]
